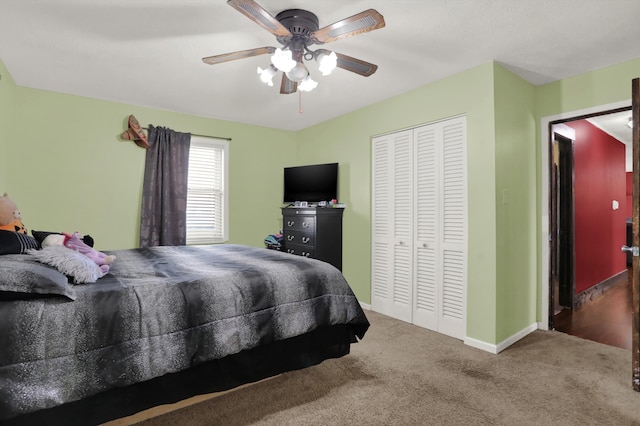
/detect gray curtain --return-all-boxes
[139,125,191,247]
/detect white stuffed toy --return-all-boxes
[42,232,115,274]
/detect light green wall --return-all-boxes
[536,58,640,119]
[0,60,16,189]
[493,63,537,342]
[2,57,504,345]
[534,58,640,321]
[297,63,500,343]
[8,86,296,250]
[4,52,638,348]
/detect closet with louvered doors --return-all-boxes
[371,116,467,340]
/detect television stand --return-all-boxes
[281,207,344,271]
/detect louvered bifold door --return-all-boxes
[437,117,467,339]
[372,117,466,339]
[371,130,413,322]
[412,125,439,330]
[371,134,393,316]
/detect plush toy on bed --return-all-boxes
[42,232,116,274]
[0,193,27,234]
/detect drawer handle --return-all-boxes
[302,222,310,228]
[287,220,295,227]
[302,251,311,257]
[287,235,295,241]
[302,236,310,244]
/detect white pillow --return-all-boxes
[28,246,106,284]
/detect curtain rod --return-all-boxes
[142,127,231,141]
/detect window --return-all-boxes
[186,136,229,244]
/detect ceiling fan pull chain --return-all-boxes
[299,90,304,114]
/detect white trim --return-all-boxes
[539,99,631,330]
[464,337,499,354]
[464,322,538,354]
[495,323,538,353]
[370,113,467,139]
[359,301,372,310]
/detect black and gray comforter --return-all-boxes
[0,244,369,420]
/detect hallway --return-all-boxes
[553,270,632,350]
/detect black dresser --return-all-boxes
[281,207,344,270]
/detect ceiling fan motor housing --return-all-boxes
[275,9,319,46]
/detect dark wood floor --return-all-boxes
[553,270,633,350]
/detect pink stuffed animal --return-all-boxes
[63,232,116,274]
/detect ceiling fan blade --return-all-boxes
[227,0,292,39]
[312,9,385,44]
[280,74,298,94]
[202,47,275,65]
[335,52,378,77]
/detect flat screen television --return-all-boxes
[283,162,338,204]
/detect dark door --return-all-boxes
[630,77,640,391]
[556,134,575,308]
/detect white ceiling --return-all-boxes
[1,0,640,131]
[587,111,633,170]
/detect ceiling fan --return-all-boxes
[202,0,385,94]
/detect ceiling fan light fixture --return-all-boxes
[257,65,277,86]
[298,75,318,92]
[205,2,385,97]
[316,50,337,76]
[271,48,296,72]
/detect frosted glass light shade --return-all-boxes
[257,65,277,86]
[317,51,337,76]
[298,75,318,92]
[271,48,296,72]
[286,62,309,83]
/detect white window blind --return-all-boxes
[186,136,228,244]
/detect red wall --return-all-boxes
[571,120,627,294]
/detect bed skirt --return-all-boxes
[4,324,356,426]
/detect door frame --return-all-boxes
[631,77,639,391]
[553,132,576,311]
[540,100,631,331]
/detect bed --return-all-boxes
[0,242,369,425]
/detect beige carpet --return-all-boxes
[121,311,640,426]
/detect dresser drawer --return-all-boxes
[284,231,314,246]
[284,244,315,258]
[283,216,315,232]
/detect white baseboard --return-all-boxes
[359,302,372,310]
[365,304,538,355]
[495,323,538,353]
[464,337,499,354]
[464,322,538,354]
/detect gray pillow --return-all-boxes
[28,246,106,284]
[0,254,76,300]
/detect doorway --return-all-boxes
[552,132,575,313]
[547,107,632,346]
